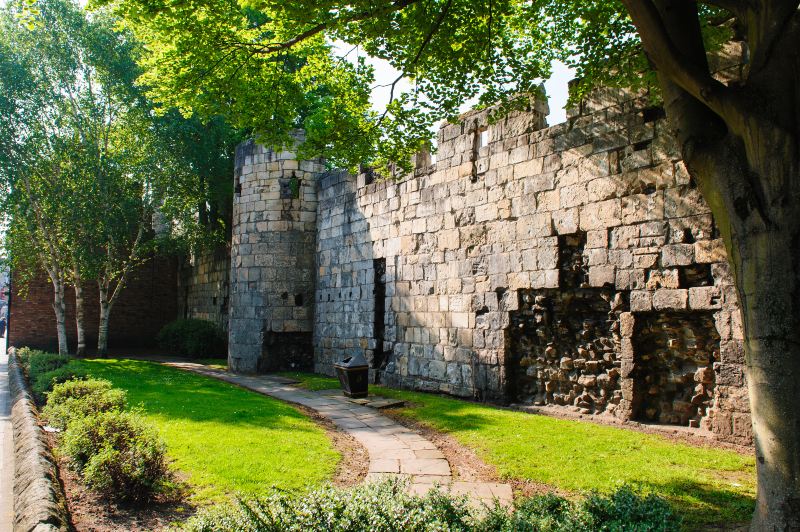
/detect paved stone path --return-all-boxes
[1,340,15,531]
[164,361,512,507]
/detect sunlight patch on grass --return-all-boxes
[72,360,339,504]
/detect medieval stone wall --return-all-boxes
[177,245,230,331]
[312,91,752,445]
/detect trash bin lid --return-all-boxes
[335,352,368,368]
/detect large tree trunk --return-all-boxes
[73,271,86,356]
[97,282,111,356]
[51,276,68,355]
[621,2,800,527]
[735,228,800,530]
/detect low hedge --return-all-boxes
[157,319,226,358]
[183,480,680,532]
[32,366,87,405]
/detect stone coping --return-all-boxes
[7,347,69,532]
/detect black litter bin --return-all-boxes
[334,353,369,398]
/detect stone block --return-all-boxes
[619,313,635,337]
[715,362,745,386]
[689,286,722,310]
[588,265,616,287]
[695,239,727,263]
[630,290,652,312]
[661,244,694,267]
[652,289,688,310]
[553,208,579,234]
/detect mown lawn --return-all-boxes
[281,371,755,528]
[71,359,339,503]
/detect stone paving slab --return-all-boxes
[162,361,512,507]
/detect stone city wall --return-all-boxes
[312,89,751,445]
[178,245,230,331]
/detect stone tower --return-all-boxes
[228,136,324,372]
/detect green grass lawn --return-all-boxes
[71,359,339,503]
[276,371,755,527]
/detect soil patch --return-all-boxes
[48,432,196,531]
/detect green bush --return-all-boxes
[184,482,680,532]
[156,318,226,358]
[42,378,127,429]
[28,352,71,381]
[60,410,167,502]
[183,480,475,532]
[480,486,679,532]
[15,347,47,372]
[31,366,87,405]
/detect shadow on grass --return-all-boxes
[636,478,754,529]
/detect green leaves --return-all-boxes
[0,0,241,296]
[94,0,734,172]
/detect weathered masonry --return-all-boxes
[184,81,751,445]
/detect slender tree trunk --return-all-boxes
[73,270,86,356]
[51,276,68,355]
[97,282,111,356]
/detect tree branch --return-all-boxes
[376,0,454,126]
[622,0,755,135]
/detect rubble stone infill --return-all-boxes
[7,348,70,532]
[164,361,513,507]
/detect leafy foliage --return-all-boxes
[42,378,127,429]
[32,366,88,404]
[183,480,679,532]
[28,352,72,379]
[60,409,168,502]
[95,0,731,173]
[157,318,227,358]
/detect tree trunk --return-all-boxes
[73,275,86,356]
[51,276,68,355]
[97,283,111,356]
[732,228,800,530]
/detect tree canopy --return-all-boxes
[99,0,734,171]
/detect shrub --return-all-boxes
[28,352,71,381]
[480,486,679,532]
[15,346,47,372]
[42,378,127,429]
[183,479,475,532]
[60,410,167,502]
[156,318,226,358]
[184,482,680,532]
[31,366,87,405]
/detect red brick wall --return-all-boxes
[8,257,178,352]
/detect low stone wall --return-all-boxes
[8,348,69,531]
